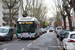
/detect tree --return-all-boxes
[53,0,73,31]
[62,0,73,31]
[22,0,47,27]
[53,0,67,30]
[4,0,21,27]
[54,20,62,26]
[61,11,67,30]
[69,0,75,10]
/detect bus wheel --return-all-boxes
[35,33,38,38]
[10,37,13,40]
[21,38,24,40]
[21,38,23,40]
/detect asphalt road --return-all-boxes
[0,30,60,50]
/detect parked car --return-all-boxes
[56,26,62,33]
[40,29,42,35]
[49,27,55,32]
[0,26,14,41]
[41,28,45,34]
[59,30,69,41]
[56,30,61,38]
[44,28,47,33]
[49,29,53,32]
[63,31,75,50]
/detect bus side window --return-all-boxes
[35,24,37,28]
[14,24,16,27]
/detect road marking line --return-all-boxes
[21,48,25,50]
[3,48,7,50]
[27,43,32,47]
[49,38,52,46]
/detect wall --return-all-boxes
[0,1,3,26]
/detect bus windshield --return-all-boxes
[17,24,35,33]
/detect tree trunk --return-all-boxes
[63,16,66,30]
[68,14,73,31]
[9,8,12,27]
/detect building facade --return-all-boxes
[0,0,3,26]
[71,8,75,27]
[1,0,22,26]
[2,0,18,26]
[62,8,75,30]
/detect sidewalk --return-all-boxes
[54,33,63,50]
[0,42,3,45]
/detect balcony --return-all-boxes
[2,17,9,21]
[2,11,9,13]
[2,11,19,15]
[2,5,19,9]
[13,17,18,20]
[2,5,8,9]
[2,0,19,3]
[3,16,18,21]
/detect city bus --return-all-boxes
[16,17,40,39]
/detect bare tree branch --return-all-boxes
[12,0,21,17]
[5,0,10,8]
[11,0,20,8]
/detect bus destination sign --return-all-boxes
[19,22,33,24]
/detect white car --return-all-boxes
[63,31,75,50]
[56,26,62,33]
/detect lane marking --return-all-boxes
[49,38,52,46]
[21,48,25,50]
[3,48,7,50]
[27,43,32,47]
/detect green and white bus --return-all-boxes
[16,17,40,39]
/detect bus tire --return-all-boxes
[21,38,23,40]
[21,37,24,40]
[35,33,38,38]
[10,37,13,40]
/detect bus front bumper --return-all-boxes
[20,34,36,38]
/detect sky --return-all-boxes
[43,0,56,17]
[23,0,56,18]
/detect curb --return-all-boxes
[0,42,3,45]
[54,32,63,50]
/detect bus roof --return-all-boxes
[18,17,40,24]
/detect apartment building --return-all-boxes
[71,8,75,27]
[0,0,3,26]
[2,0,18,26]
[1,0,22,26]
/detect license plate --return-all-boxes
[23,33,28,35]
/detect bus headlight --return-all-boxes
[33,36,35,37]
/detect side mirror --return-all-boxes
[14,24,16,27]
[14,22,18,27]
